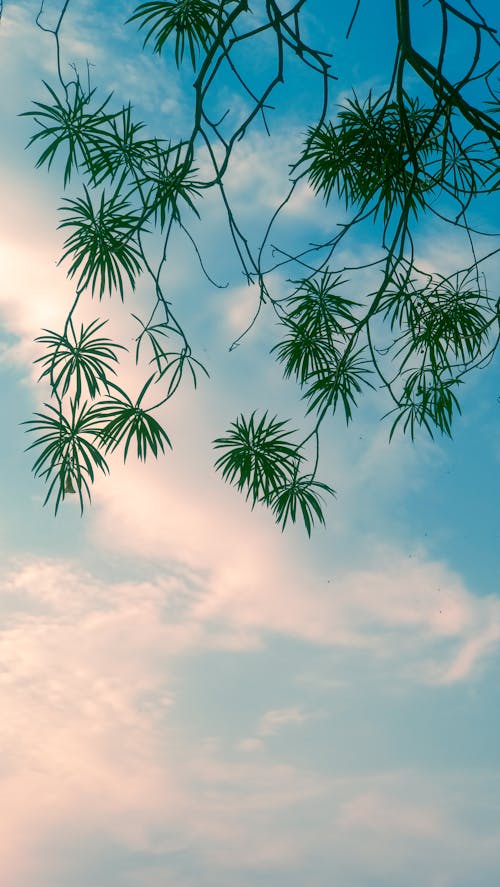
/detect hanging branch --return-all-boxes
[18,0,500,530]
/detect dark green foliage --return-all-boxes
[400,275,492,365]
[385,369,463,441]
[133,314,209,398]
[272,324,339,384]
[97,377,172,461]
[21,80,114,186]
[127,0,221,68]
[140,140,203,226]
[272,272,374,426]
[34,319,125,403]
[23,399,110,513]
[213,412,335,533]
[58,186,144,298]
[379,266,497,439]
[19,0,500,532]
[84,103,157,184]
[213,412,302,506]
[282,273,360,336]
[269,473,336,537]
[304,347,375,423]
[302,92,441,222]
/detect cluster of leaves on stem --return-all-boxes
[213,412,335,536]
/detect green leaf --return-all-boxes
[140,140,202,227]
[305,346,375,423]
[410,275,492,365]
[385,369,463,441]
[83,103,158,185]
[283,272,360,336]
[272,272,361,384]
[301,91,439,222]
[272,322,339,384]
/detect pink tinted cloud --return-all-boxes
[1,554,499,885]
[0,558,332,882]
[91,455,500,683]
[257,706,310,736]
[0,561,181,882]
[337,789,443,836]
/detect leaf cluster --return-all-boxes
[34,318,125,403]
[23,399,109,513]
[381,268,496,439]
[386,368,463,440]
[139,140,203,227]
[213,411,335,534]
[272,271,373,423]
[25,312,175,511]
[127,0,222,69]
[302,92,442,222]
[272,272,359,382]
[24,377,173,512]
[21,80,114,186]
[97,377,172,461]
[58,186,144,298]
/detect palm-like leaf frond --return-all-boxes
[23,399,109,513]
[21,80,115,186]
[269,472,336,536]
[98,378,172,460]
[140,140,203,226]
[34,319,127,403]
[127,0,221,69]
[305,346,375,423]
[58,186,144,298]
[302,91,439,222]
[213,411,303,506]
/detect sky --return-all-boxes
[0,1,499,885]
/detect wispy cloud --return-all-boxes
[88,449,500,685]
[2,572,499,887]
[257,706,311,736]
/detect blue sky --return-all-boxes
[0,1,499,885]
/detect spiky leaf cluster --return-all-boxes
[127,0,222,69]
[213,412,335,534]
[34,319,125,403]
[272,272,359,381]
[21,81,114,186]
[24,313,174,512]
[23,399,110,513]
[380,268,497,439]
[302,92,442,222]
[139,141,203,227]
[97,377,172,460]
[58,186,144,298]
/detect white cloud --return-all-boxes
[257,706,310,736]
[337,788,443,836]
[1,553,497,883]
[88,444,500,685]
[0,557,327,882]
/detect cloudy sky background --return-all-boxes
[0,1,499,885]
